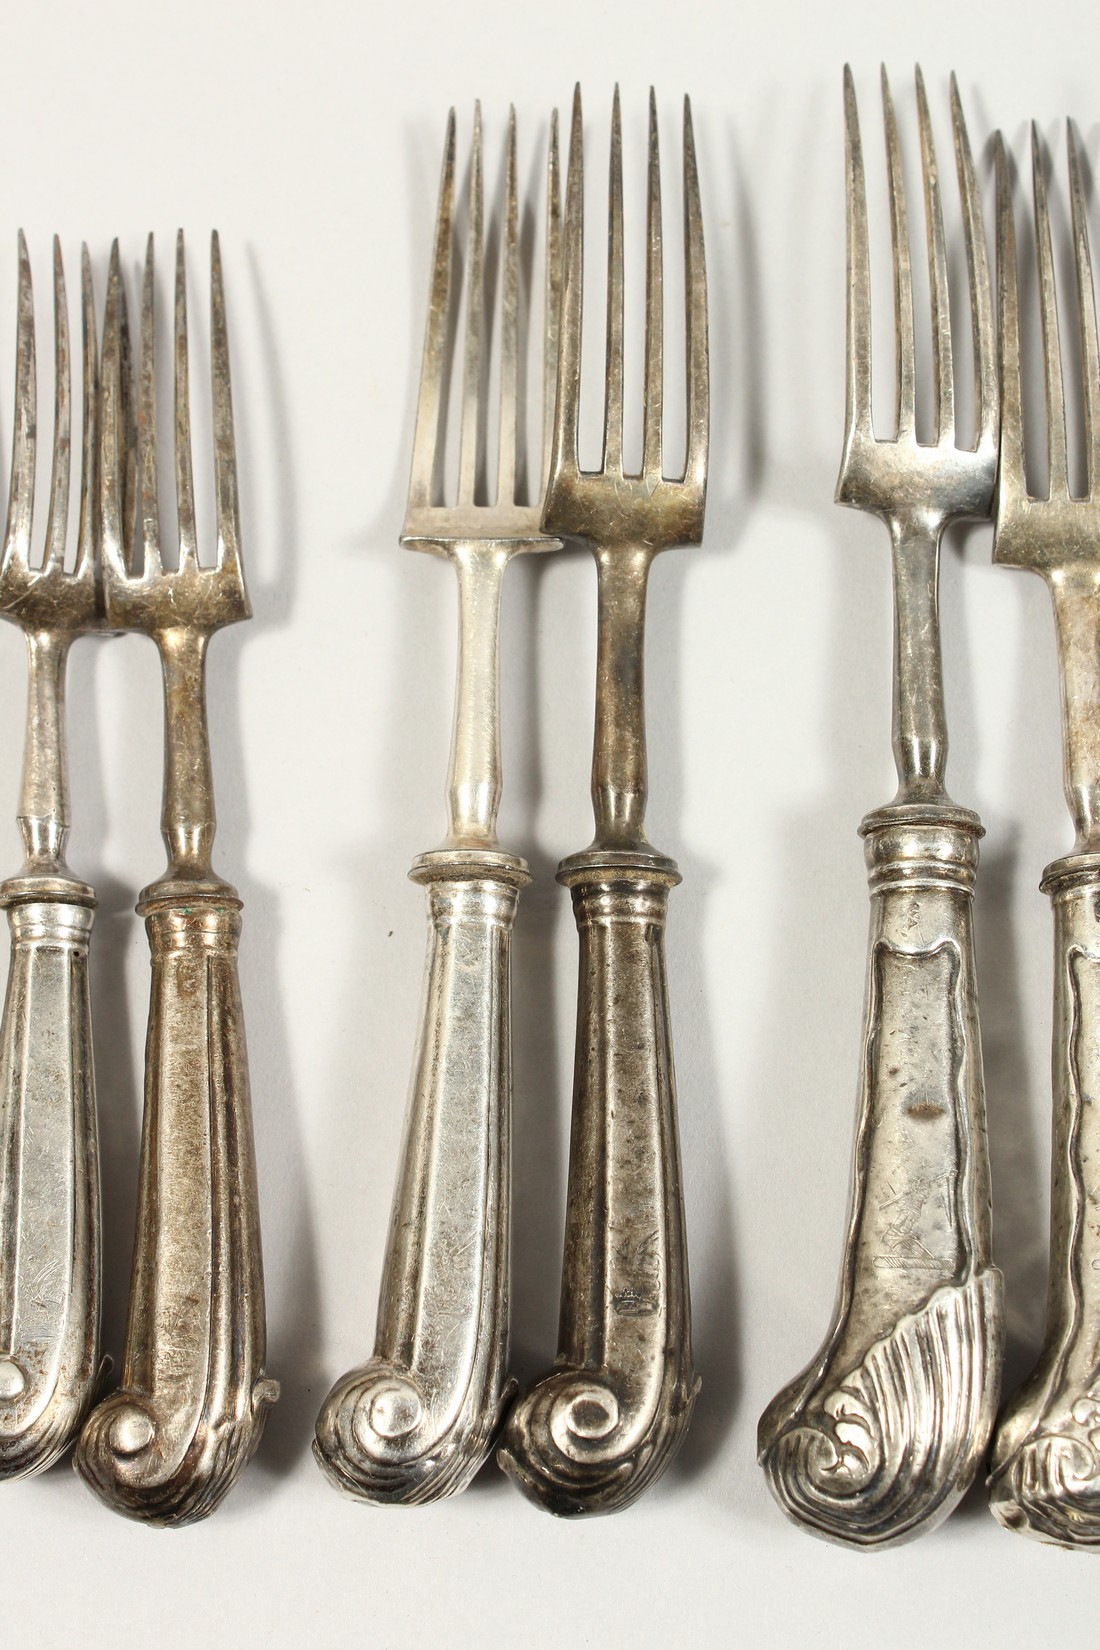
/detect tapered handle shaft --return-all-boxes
[75,894,277,1525]
[989,854,1100,1545]
[315,852,526,1504]
[0,890,99,1476]
[499,853,697,1516]
[759,805,1002,1547]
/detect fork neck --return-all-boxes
[153,625,226,889]
[16,628,75,878]
[589,544,658,854]
[888,512,951,807]
[441,541,513,853]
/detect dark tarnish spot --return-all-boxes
[905,1098,947,1121]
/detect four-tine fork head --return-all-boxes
[0,235,102,633]
[994,122,1100,570]
[99,231,249,635]
[402,104,563,551]
[837,66,998,526]
[542,85,709,552]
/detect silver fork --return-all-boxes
[313,105,563,1505]
[987,124,1100,1548]
[757,67,1003,1547]
[74,233,278,1525]
[0,237,103,1477]
[498,85,708,1517]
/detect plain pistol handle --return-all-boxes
[0,891,100,1477]
[75,894,277,1526]
[499,853,698,1517]
[314,854,526,1504]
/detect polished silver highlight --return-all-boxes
[0,238,104,1476]
[758,68,1002,1547]
[988,124,1100,1548]
[314,107,563,1505]
[498,86,708,1517]
[75,234,277,1525]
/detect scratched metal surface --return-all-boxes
[0,0,1094,1642]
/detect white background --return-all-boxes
[0,0,1098,1644]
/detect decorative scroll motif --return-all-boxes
[989,1393,1100,1546]
[498,1366,698,1517]
[760,1269,1001,1547]
[314,1363,517,1506]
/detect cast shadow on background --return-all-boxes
[663,118,763,1486]
[219,246,317,1485]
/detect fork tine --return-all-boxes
[642,88,664,483]
[211,232,244,582]
[74,245,97,581]
[915,68,953,444]
[951,74,996,455]
[550,85,584,485]
[996,135,1026,513]
[138,236,162,573]
[118,244,138,573]
[408,110,457,513]
[1067,121,1100,496]
[882,66,916,441]
[174,231,199,570]
[683,94,708,493]
[4,233,36,575]
[99,241,126,579]
[843,67,873,443]
[541,108,562,492]
[42,237,71,573]
[496,106,519,508]
[603,86,625,476]
[1032,124,1069,500]
[457,103,485,507]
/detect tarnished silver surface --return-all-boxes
[758,68,1003,1547]
[74,234,277,1525]
[0,238,104,1477]
[313,107,562,1505]
[987,125,1100,1547]
[498,86,708,1517]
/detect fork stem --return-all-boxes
[18,629,72,874]
[591,546,655,852]
[157,626,220,883]
[444,542,511,850]
[890,514,950,805]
